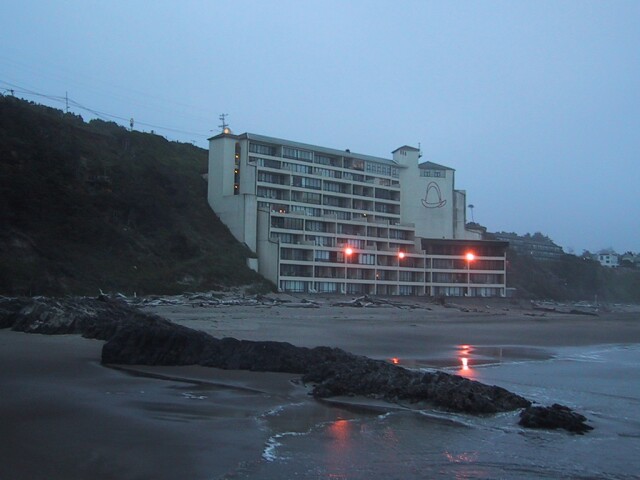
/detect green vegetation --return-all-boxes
[507,249,640,303]
[0,96,271,296]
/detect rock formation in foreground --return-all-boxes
[0,296,593,433]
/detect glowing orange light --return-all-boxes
[345,247,353,256]
[465,252,475,262]
[398,251,405,259]
[391,357,400,365]
[461,357,469,370]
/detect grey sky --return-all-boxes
[2,1,638,253]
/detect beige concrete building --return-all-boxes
[207,130,507,296]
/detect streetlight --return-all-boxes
[465,252,475,297]
[344,246,353,295]
[397,250,405,296]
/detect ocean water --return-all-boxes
[234,344,640,479]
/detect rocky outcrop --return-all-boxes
[519,404,594,434]
[301,356,529,414]
[0,296,593,432]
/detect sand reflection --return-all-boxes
[457,344,476,379]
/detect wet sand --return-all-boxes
[1,298,638,479]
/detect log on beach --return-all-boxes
[0,296,593,433]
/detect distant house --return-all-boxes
[620,252,640,268]
[597,252,619,268]
[491,232,564,261]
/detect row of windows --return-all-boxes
[279,281,503,296]
[324,181,348,193]
[257,171,288,185]
[365,162,399,178]
[271,217,304,230]
[257,187,287,200]
[258,200,403,222]
[323,209,351,220]
[249,143,277,156]
[290,205,321,216]
[254,157,281,169]
[292,191,322,205]
[420,170,446,178]
[258,173,399,203]
[292,176,322,190]
[250,143,399,179]
[283,147,313,162]
[259,158,401,188]
[282,161,311,174]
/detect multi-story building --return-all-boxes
[207,130,508,296]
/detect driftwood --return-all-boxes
[331,295,410,308]
[531,301,599,316]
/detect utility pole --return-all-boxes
[65,91,69,113]
[219,113,229,132]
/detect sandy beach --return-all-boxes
[1,297,639,479]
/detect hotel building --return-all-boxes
[207,130,507,297]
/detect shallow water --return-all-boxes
[235,344,640,479]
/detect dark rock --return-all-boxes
[302,358,530,413]
[519,403,594,434]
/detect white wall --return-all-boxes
[256,208,279,283]
[395,148,454,239]
[208,135,258,252]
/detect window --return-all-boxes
[420,169,445,178]
[389,229,408,240]
[257,187,284,200]
[316,282,338,293]
[292,191,321,205]
[233,143,241,195]
[324,181,347,193]
[283,218,304,230]
[256,157,281,169]
[274,233,296,244]
[258,171,288,185]
[280,280,307,293]
[249,143,276,156]
[283,147,313,162]
[282,162,312,174]
[365,162,393,177]
[360,254,375,265]
[313,167,331,177]
[315,250,330,261]
[315,154,332,165]
[292,176,321,190]
[305,220,326,232]
[290,205,321,216]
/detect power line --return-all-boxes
[0,80,212,140]
[0,56,215,124]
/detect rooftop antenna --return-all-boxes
[219,113,229,133]
[418,142,422,158]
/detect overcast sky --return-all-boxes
[2,1,638,254]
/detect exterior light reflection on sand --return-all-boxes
[458,344,475,378]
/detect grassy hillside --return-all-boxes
[507,250,640,303]
[0,96,269,296]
